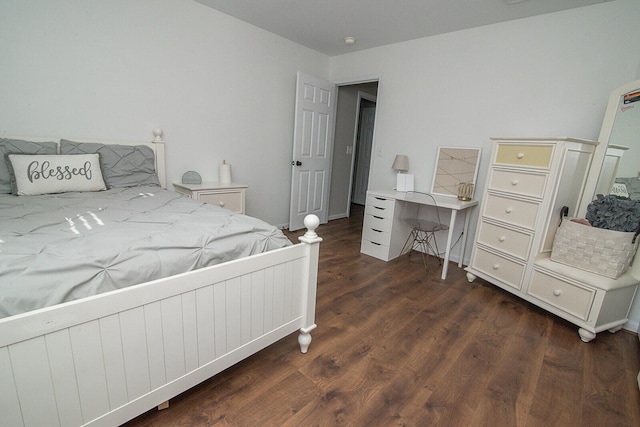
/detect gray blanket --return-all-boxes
[0,187,291,318]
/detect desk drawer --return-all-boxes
[529,269,594,321]
[488,169,548,198]
[362,225,391,246]
[472,247,525,290]
[365,195,395,220]
[476,220,533,260]
[363,213,392,233]
[483,193,540,230]
[361,239,391,261]
[495,144,553,169]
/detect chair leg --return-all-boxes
[416,230,429,269]
[399,229,417,259]
[399,229,444,271]
[427,232,443,266]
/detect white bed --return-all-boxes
[0,131,322,427]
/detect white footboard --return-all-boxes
[0,216,321,427]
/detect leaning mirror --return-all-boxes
[580,78,640,214]
[431,146,481,199]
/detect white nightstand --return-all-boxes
[173,182,248,214]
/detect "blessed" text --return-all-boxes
[27,160,93,182]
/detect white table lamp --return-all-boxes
[393,154,414,191]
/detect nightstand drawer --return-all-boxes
[199,191,243,213]
[529,269,594,321]
[476,220,533,260]
[483,193,540,230]
[495,144,553,169]
[472,247,525,290]
[488,168,548,198]
[173,182,247,214]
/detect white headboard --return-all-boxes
[2,129,167,188]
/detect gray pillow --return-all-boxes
[0,139,58,193]
[60,139,160,189]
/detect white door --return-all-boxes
[352,103,376,205]
[289,72,337,231]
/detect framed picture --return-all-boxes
[431,146,481,198]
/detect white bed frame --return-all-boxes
[0,130,322,427]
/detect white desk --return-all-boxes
[360,189,478,280]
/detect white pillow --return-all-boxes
[7,154,107,195]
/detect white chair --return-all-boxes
[399,191,449,269]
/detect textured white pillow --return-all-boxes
[7,154,106,195]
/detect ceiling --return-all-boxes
[194,0,611,56]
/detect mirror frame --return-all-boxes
[578,78,640,216]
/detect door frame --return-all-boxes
[347,91,377,216]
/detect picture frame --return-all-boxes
[431,146,481,198]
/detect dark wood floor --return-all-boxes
[125,204,640,426]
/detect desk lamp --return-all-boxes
[393,154,414,192]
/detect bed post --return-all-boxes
[152,128,167,188]
[297,214,322,353]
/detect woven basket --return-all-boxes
[550,219,639,279]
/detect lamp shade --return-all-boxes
[392,154,409,172]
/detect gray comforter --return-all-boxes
[0,187,291,318]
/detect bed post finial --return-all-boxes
[299,214,321,243]
[153,128,163,143]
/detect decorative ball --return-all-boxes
[181,171,202,184]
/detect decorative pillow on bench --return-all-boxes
[7,154,107,195]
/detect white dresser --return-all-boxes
[466,137,640,342]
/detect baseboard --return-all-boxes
[623,318,639,333]
[328,213,348,221]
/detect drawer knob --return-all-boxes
[553,289,562,297]
[219,201,225,207]
[511,180,518,186]
[505,207,512,214]
[492,263,500,270]
[499,236,506,242]
[516,152,524,159]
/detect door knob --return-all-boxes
[291,160,302,166]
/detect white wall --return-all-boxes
[329,0,640,329]
[331,0,639,198]
[0,0,329,225]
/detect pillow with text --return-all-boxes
[7,153,107,195]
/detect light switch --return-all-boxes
[346,146,353,155]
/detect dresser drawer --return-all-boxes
[483,193,540,230]
[488,168,548,199]
[529,269,595,321]
[476,220,533,260]
[495,144,553,169]
[198,191,243,213]
[472,247,525,290]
